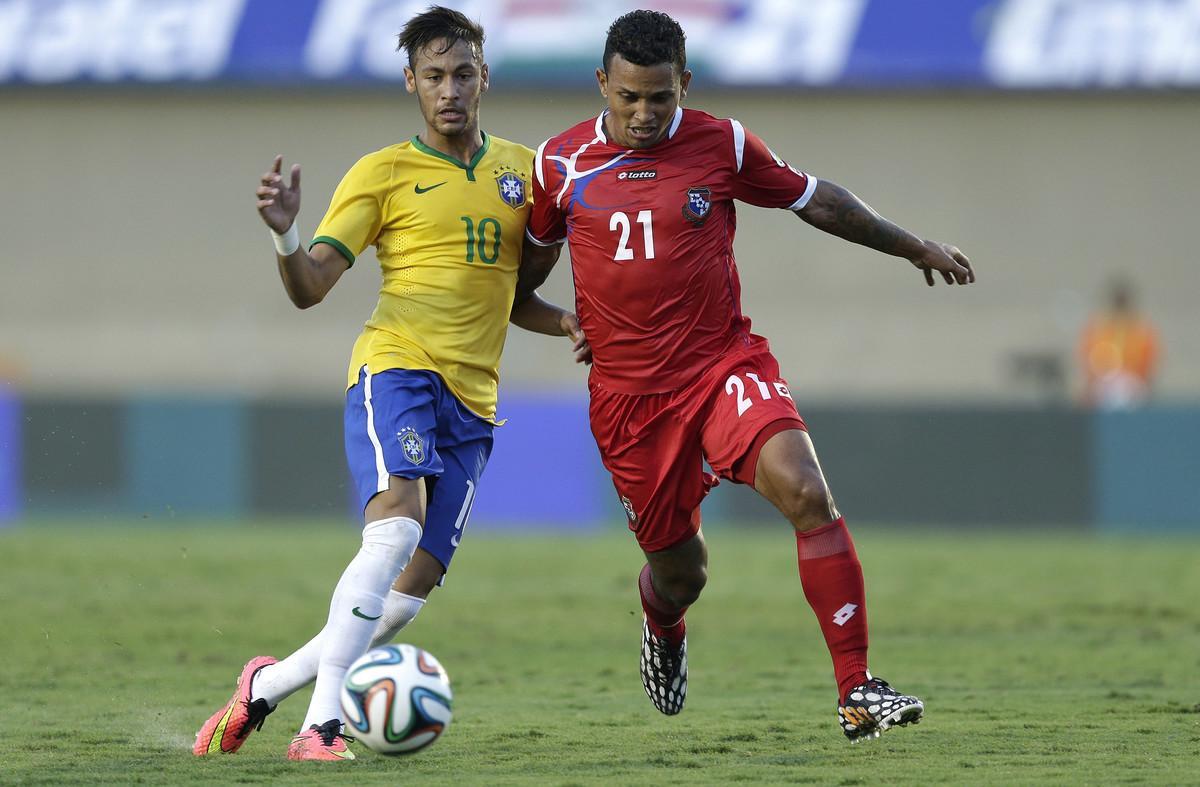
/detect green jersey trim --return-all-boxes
[410,132,491,182]
[311,235,355,267]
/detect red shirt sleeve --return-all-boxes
[527,139,567,246]
[730,121,817,210]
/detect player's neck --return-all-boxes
[417,127,485,167]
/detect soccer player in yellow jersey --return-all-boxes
[193,7,586,761]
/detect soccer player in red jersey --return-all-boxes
[520,11,975,742]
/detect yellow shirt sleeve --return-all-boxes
[310,149,396,266]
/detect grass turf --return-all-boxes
[1,522,1197,784]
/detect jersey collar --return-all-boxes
[595,107,684,147]
[410,131,491,182]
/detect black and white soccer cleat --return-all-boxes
[838,674,924,743]
[640,618,687,715]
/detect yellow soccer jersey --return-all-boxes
[311,133,534,422]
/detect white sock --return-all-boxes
[299,516,421,731]
[250,590,427,708]
[372,591,427,646]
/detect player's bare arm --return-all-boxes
[509,239,588,362]
[512,238,563,306]
[796,179,975,287]
[256,155,350,309]
[510,293,592,365]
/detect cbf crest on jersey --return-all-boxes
[683,186,712,226]
[496,172,527,210]
[397,427,425,465]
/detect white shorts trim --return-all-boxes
[362,366,389,495]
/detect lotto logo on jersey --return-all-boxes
[683,187,712,226]
[496,172,527,209]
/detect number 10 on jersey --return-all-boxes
[460,216,502,264]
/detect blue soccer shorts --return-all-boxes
[344,366,493,573]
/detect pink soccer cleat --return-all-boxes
[287,719,357,761]
[193,655,277,755]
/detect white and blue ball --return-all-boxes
[340,644,453,755]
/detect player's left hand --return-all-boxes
[909,240,975,287]
[560,312,593,365]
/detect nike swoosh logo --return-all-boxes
[352,606,381,620]
[414,181,446,194]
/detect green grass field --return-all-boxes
[2,522,1198,785]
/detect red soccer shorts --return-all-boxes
[588,336,807,552]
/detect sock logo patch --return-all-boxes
[832,602,858,627]
[351,606,382,621]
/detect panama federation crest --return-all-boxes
[683,186,712,226]
[496,172,527,209]
[397,427,425,465]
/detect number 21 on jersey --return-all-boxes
[725,372,792,417]
[610,210,655,261]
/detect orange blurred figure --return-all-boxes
[1080,279,1160,409]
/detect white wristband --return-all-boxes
[271,223,300,256]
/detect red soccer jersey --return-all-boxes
[528,108,816,394]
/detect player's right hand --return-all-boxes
[256,155,301,234]
[909,239,975,287]
[561,312,593,365]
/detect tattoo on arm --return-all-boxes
[797,181,923,258]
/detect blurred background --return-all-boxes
[2,0,1198,533]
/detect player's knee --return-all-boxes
[365,491,423,523]
[775,473,836,530]
[364,477,426,524]
[362,516,423,563]
[660,567,706,608]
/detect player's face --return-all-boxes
[597,55,691,149]
[405,38,489,140]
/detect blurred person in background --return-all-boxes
[193,6,586,762]
[0,354,19,383]
[1080,278,1160,409]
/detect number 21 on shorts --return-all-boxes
[725,372,792,417]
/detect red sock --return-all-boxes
[796,518,869,701]
[638,564,687,646]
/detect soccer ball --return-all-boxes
[340,644,453,755]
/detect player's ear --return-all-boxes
[679,69,692,100]
[480,62,490,93]
[596,67,608,98]
[404,66,416,95]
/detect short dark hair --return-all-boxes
[602,10,687,73]
[397,5,485,69]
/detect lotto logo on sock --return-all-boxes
[832,603,858,627]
